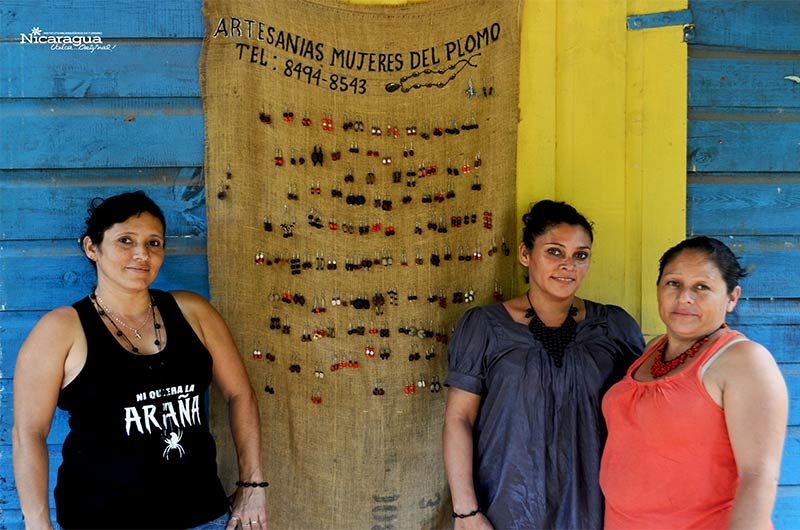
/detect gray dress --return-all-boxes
[446,301,643,530]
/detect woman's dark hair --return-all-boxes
[657,236,747,294]
[521,200,594,248]
[81,191,166,252]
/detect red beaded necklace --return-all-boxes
[650,323,728,378]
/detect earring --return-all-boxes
[471,175,482,191]
[311,145,324,166]
[493,282,504,301]
[465,77,477,99]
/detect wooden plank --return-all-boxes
[0,509,56,529]
[689,53,800,109]
[786,365,800,426]
[690,0,800,52]
[0,239,209,311]
[0,168,207,240]
[0,98,203,169]
[0,41,201,98]
[0,311,44,379]
[0,380,69,444]
[784,427,800,485]
[774,485,800,529]
[732,299,800,326]
[0,510,25,529]
[0,443,60,511]
[687,175,800,235]
[1,1,204,39]
[688,117,800,173]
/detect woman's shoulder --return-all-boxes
[712,335,778,375]
[581,300,643,345]
[17,305,83,365]
[161,290,215,315]
[459,302,511,326]
[705,335,787,409]
[166,289,206,305]
[166,290,227,333]
[583,300,636,325]
[452,303,511,340]
[37,305,82,332]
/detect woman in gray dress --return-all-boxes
[443,200,643,529]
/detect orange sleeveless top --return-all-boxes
[600,330,750,530]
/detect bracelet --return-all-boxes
[452,508,480,519]
[236,480,269,488]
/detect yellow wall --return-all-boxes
[519,0,687,336]
[348,0,688,336]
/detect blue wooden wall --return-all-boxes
[2,0,799,527]
[0,2,208,526]
[688,1,800,526]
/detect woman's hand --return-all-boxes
[454,512,494,530]
[227,487,269,530]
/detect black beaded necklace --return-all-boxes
[525,291,578,368]
[91,290,161,354]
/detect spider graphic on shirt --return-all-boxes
[162,429,185,459]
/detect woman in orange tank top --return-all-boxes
[600,236,787,529]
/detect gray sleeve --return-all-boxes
[606,305,645,365]
[445,307,492,395]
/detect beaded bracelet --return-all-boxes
[236,480,269,488]
[452,508,480,519]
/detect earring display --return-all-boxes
[229,102,515,408]
[203,1,522,528]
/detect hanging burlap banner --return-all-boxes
[202,1,521,527]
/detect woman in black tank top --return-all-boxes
[12,191,268,529]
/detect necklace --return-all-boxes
[650,323,728,378]
[94,293,152,339]
[525,292,578,368]
[385,53,481,93]
[91,291,162,354]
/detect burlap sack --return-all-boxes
[201,1,521,527]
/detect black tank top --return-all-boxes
[54,290,228,529]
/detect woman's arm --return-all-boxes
[173,292,268,529]
[12,308,80,529]
[717,341,788,530]
[443,388,493,530]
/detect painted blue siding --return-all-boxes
[689,1,800,527]
[0,2,206,526]
[2,0,798,527]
